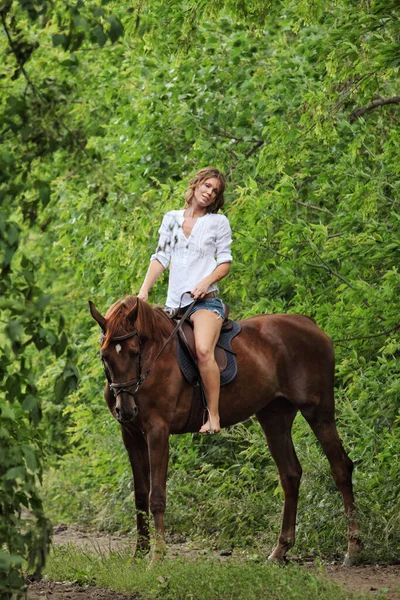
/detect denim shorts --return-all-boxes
[187,297,224,319]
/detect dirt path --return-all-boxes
[27,526,400,599]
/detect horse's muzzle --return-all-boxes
[115,403,138,423]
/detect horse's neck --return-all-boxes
[139,311,175,364]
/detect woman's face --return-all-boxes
[193,177,221,210]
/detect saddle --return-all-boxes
[174,305,241,387]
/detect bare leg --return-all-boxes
[257,399,301,562]
[146,420,170,560]
[190,309,223,433]
[121,425,151,558]
[301,406,360,565]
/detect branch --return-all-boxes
[335,72,375,106]
[294,200,334,216]
[305,244,355,289]
[1,13,42,101]
[135,0,143,32]
[1,13,130,193]
[198,123,263,145]
[333,324,400,344]
[303,242,387,322]
[245,140,264,159]
[350,96,400,122]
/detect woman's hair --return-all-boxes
[184,167,226,213]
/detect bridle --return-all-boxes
[100,297,197,399]
[101,329,144,398]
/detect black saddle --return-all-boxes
[174,315,241,387]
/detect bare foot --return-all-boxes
[199,416,221,434]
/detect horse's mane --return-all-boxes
[101,295,173,350]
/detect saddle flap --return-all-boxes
[179,321,227,372]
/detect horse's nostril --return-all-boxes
[115,406,120,415]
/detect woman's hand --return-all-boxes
[138,289,149,302]
[191,278,211,299]
[191,263,230,299]
[137,260,166,303]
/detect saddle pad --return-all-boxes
[177,320,241,387]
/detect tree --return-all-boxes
[1,0,399,572]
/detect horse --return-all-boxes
[89,295,360,565]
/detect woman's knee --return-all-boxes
[195,344,214,364]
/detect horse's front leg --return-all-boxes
[105,383,151,558]
[121,425,151,558]
[147,421,170,561]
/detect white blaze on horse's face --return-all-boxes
[116,344,122,354]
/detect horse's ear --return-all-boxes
[126,298,139,325]
[89,301,106,332]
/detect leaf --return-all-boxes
[6,222,19,246]
[0,404,16,420]
[54,376,66,404]
[0,550,23,570]
[21,395,38,412]
[5,320,23,342]
[22,445,38,472]
[5,467,26,481]
[106,15,124,43]
[90,24,108,48]
[33,180,51,207]
[52,33,68,49]
[55,332,68,357]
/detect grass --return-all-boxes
[43,544,367,600]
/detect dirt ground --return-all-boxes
[27,525,400,600]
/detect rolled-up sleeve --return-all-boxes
[216,216,233,265]
[150,214,173,268]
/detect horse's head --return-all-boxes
[89,296,143,424]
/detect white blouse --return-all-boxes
[151,209,233,308]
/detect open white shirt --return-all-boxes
[150,209,233,308]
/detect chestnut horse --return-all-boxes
[89,295,360,565]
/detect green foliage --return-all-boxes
[1,0,400,574]
[0,219,69,595]
[0,4,83,597]
[45,545,361,600]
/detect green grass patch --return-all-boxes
[44,544,366,599]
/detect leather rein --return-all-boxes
[101,298,197,399]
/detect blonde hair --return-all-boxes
[184,167,226,214]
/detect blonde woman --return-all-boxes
[138,167,232,433]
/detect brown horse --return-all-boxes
[89,295,360,565]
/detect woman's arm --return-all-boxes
[138,259,166,301]
[191,262,231,299]
[138,213,173,301]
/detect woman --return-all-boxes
[138,167,232,434]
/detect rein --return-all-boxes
[102,297,197,398]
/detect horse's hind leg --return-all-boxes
[256,398,301,562]
[121,425,151,558]
[301,403,360,565]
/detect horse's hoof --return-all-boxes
[267,553,286,565]
[147,546,167,567]
[342,554,356,567]
[134,546,150,561]
[133,552,149,562]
